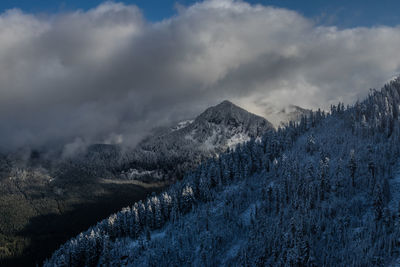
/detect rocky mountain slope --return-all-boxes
[142,100,272,152]
[121,100,274,182]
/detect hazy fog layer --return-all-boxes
[1,0,400,151]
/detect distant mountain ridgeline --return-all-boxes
[54,100,275,184]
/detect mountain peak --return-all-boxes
[217,100,235,107]
[199,100,250,121]
[194,100,274,138]
[212,100,241,110]
[139,100,274,156]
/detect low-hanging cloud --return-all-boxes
[1,0,400,151]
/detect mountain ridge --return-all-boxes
[122,100,274,181]
[139,100,273,150]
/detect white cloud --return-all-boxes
[0,0,400,150]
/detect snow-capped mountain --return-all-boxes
[124,101,274,181]
[140,100,273,153]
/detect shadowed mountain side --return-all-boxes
[0,180,165,267]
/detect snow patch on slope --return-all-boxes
[171,120,194,132]
[226,132,250,149]
[202,129,219,151]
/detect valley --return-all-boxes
[0,172,165,266]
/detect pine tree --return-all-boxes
[373,184,384,223]
[98,235,112,266]
[181,185,194,212]
[348,150,357,187]
[152,196,163,229]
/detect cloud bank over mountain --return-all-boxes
[1,0,400,150]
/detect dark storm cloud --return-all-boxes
[1,0,400,151]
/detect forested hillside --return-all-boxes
[45,79,400,266]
